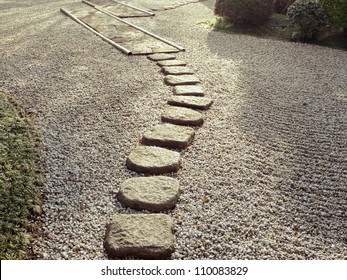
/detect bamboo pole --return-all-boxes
[111,0,155,16]
[82,0,185,51]
[60,8,132,55]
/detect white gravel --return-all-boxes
[1,0,346,259]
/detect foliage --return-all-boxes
[204,4,346,50]
[318,0,347,31]
[214,0,275,26]
[274,0,296,14]
[0,91,42,259]
[203,16,233,30]
[287,0,328,41]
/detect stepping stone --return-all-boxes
[162,66,194,75]
[168,96,213,110]
[104,214,174,259]
[147,53,176,61]
[164,75,200,86]
[162,106,204,126]
[157,60,187,67]
[142,123,195,148]
[152,48,180,53]
[173,85,204,96]
[117,176,180,212]
[126,146,181,174]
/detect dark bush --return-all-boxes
[274,0,296,14]
[214,0,275,26]
[318,0,347,34]
[287,0,328,41]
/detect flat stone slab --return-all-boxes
[162,106,203,126]
[162,66,194,75]
[164,75,200,86]
[104,214,174,259]
[142,123,195,148]
[168,96,213,110]
[173,85,204,96]
[157,60,187,67]
[126,146,181,174]
[147,53,176,61]
[117,176,180,212]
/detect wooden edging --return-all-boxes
[111,0,155,16]
[82,0,186,52]
[60,8,132,55]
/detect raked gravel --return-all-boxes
[1,0,346,259]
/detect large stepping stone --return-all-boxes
[174,85,204,96]
[168,96,213,110]
[164,75,200,86]
[104,214,174,259]
[142,123,195,148]
[162,106,203,126]
[117,176,180,212]
[126,146,181,174]
[157,60,187,67]
[162,66,194,75]
[147,53,176,61]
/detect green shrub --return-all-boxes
[287,0,328,41]
[274,0,296,14]
[318,0,347,33]
[214,0,275,26]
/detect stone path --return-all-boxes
[147,53,176,61]
[60,1,212,258]
[104,46,214,258]
[168,95,214,110]
[161,107,204,126]
[164,75,200,86]
[174,85,205,96]
[126,146,181,174]
[117,177,180,212]
[142,123,195,148]
[162,66,195,75]
[157,60,187,67]
[104,214,174,259]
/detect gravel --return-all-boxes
[1,0,346,260]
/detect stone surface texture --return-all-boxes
[162,66,194,75]
[162,106,204,126]
[168,96,213,110]
[164,75,200,86]
[147,53,176,61]
[142,123,195,148]
[157,60,187,67]
[126,146,181,174]
[104,214,174,259]
[173,85,204,96]
[117,176,180,211]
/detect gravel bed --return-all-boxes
[1,0,346,259]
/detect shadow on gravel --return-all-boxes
[205,29,347,257]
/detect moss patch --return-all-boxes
[0,91,42,259]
